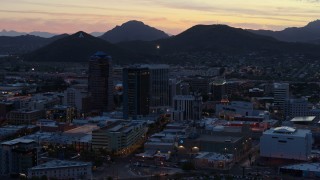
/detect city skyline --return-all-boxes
[1,0,320,35]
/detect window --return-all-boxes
[278,140,287,143]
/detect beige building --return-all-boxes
[92,120,148,154]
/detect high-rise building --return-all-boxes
[141,64,170,113]
[273,83,289,110]
[123,67,150,119]
[88,52,113,112]
[63,84,89,115]
[171,93,202,121]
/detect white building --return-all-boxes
[63,84,88,113]
[171,94,202,121]
[27,160,92,180]
[273,83,289,110]
[215,101,255,119]
[260,126,312,160]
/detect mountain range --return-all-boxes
[0,34,68,55]
[23,31,146,64]
[0,29,58,38]
[100,20,169,43]
[118,24,320,56]
[249,20,320,43]
[1,20,320,64]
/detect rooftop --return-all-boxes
[64,124,99,134]
[273,126,296,133]
[264,126,311,136]
[29,160,91,170]
[290,116,316,122]
[281,163,320,172]
[196,134,242,143]
[1,138,35,146]
[196,152,233,161]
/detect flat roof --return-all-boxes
[29,160,91,170]
[196,135,242,143]
[64,124,99,134]
[264,127,311,137]
[291,116,316,122]
[1,138,35,146]
[281,163,320,172]
[196,152,233,161]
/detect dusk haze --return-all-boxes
[1,0,320,34]
[1,1,320,180]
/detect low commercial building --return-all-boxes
[194,152,234,170]
[260,127,312,160]
[48,105,76,123]
[27,160,92,180]
[280,163,320,178]
[7,109,44,125]
[216,101,257,120]
[92,120,148,154]
[178,134,250,160]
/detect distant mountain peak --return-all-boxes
[123,20,145,26]
[100,20,169,43]
[249,19,320,43]
[305,19,320,29]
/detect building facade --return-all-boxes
[27,160,92,180]
[260,126,312,160]
[92,120,148,154]
[171,94,202,121]
[0,139,38,176]
[141,64,170,113]
[273,83,289,110]
[63,84,89,115]
[7,109,44,125]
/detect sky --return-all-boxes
[0,0,319,35]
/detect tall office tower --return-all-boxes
[141,64,170,113]
[88,52,113,113]
[273,83,289,110]
[123,67,150,119]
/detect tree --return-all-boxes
[40,175,48,180]
[181,162,195,171]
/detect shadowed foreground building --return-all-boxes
[27,160,92,180]
[0,139,38,176]
[123,67,150,119]
[88,51,113,113]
